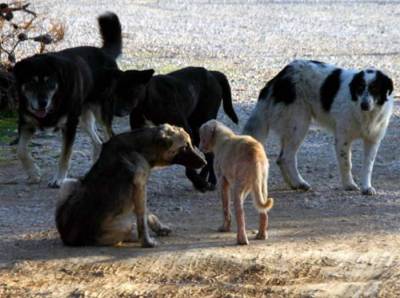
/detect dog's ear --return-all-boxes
[155,128,174,149]
[376,71,394,105]
[122,69,154,84]
[377,71,393,95]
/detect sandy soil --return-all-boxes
[1,1,400,297]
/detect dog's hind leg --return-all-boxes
[233,184,249,245]
[218,176,231,232]
[242,100,270,142]
[49,118,78,188]
[17,124,40,184]
[81,109,103,161]
[276,109,311,191]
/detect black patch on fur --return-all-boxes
[320,69,342,112]
[259,65,296,105]
[370,71,394,105]
[310,60,326,67]
[349,71,366,102]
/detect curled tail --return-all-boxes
[211,70,239,124]
[242,84,272,142]
[252,163,274,211]
[98,12,122,59]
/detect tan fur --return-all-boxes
[199,119,273,245]
[56,124,206,247]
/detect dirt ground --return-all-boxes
[1,1,400,297]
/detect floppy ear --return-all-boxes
[376,71,394,105]
[378,71,393,96]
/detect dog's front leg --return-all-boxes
[17,125,40,184]
[49,119,78,188]
[361,139,380,195]
[335,134,359,191]
[134,184,157,248]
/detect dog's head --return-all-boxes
[155,124,206,169]
[349,69,393,112]
[13,55,61,119]
[199,119,220,153]
[111,69,154,117]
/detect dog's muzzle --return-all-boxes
[172,145,206,169]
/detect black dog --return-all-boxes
[13,12,154,188]
[126,67,239,191]
[56,124,206,247]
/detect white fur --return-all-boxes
[243,60,394,195]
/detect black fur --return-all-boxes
[349,71,366,102]
[320,69,342,112]
[373,71,393,105]
[310,60,327,66]
[128,66,239,192]
[13,12,155,187]
[259,65,296,105]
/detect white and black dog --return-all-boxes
[13,12,153,188]
[243,60,394,195]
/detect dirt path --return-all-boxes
[1,1,400,297]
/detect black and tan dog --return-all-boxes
[13,12,154,188]
[121,67,239,192]
[56,124,206,247]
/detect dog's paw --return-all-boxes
[361,187,376,196]
[255,231,268,240]
[218,224,231,232]
[155,225,172,237]
[27,174,41,184]
[343,182,360,191]
[48,178,64,189]
[237,234,249,245]
[142,237,158,248]
[292,182,311,191]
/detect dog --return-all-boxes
[125,66,239,192]
[13,12,154,188]
[243,60,394,195]
[199,120,273,245]
[56,124,206,247]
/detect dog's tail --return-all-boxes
[98,12,122,59]
[211,71,239,124]
[242,84,272,142]
[252,162,274,211]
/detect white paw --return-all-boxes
[48,177,66,189]
[27,174,41,184]
[362,187,376,196]
[343,182,360,191]
[27,165,41,184]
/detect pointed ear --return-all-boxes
[122,69,154,84]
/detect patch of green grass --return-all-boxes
[0,111,17,145]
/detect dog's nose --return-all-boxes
[360,102,370,111]
[38,100,47,109]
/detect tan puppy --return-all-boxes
[199,120,273,245]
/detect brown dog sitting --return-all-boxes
[56,124,206,247]
[199,120,273,245]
